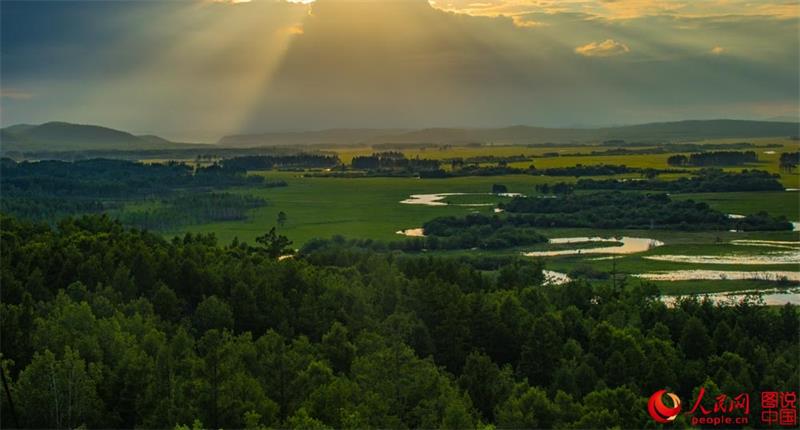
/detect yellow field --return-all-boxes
[328,138,800,187]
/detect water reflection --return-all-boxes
[543,270,571,286]
[400,192,523,207]
[523,237,664,257]
[396,228,425,237]
[662,288,800,306]
[635,270,800,282]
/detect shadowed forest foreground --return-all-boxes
[1,214,797,429]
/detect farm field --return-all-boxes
[330,138,800,185]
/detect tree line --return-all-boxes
[351,152,441,171]
[570,169,785,193]
[118,193,267,231]
[0,158,284,225]
[779,152,799,171]
[1,214,797,428]
[221,154,341,171]
[419,164,680,179]
[0,158,270,199]
[667,151,758,167]
[497,191,791,231]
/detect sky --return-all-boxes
[1,0,798,142]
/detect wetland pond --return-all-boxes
[523,237,664,257]
[400,192,523,207]
[662,288,800,306]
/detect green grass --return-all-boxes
[178,172,679,245]
[143,146,799,297]
[180,172,548,246]
[442,194,513,205]
[167,172,798,272]
[176,172,799,247]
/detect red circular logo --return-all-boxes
[648,389,682,423]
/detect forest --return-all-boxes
[780,152,799,171]
[397,224,547,251]
[222,155,341,171]
[448,155,533,165]
[571,169,785,193]
[496,191,791,231]
[558,142,759,158]
[118,193,267,231]
[1,214,797,429]
[0,158,284,225]
[0,158,266,198]
[351,152,441,171]
[667,151,758,167]
[417,165,675,179]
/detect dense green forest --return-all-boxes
[118,193,267,231]
[0,158,265,198]
[394,224,548,251]
[569,169,785,193]
[526,142,760,159]
[221,155,342,171]
[497,192,791,231]
[1,215,797,429]
[0,158,283,226]
[780,152,799,171]
[447,155,533,165]
[421,164,681,179]
[351,152,441,171]
[667,151,758,167]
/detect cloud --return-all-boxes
[511,15,545,28]
[710,45,725,55]
[1,0,797,135]
[574,39,630,57]
[0,89,33,100]
[430,0,799,20]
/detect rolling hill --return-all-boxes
[2,119,797,153]
[220,120,799,146]
[0,121,190,152]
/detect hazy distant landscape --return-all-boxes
[2,119,798,153]
[1,0,799,429]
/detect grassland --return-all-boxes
[331,137,800,186]
[180,172,543,245]
[153,139,799,296]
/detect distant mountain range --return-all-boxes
[219,120,800,146]
[0,121,194,152]
[1,119,798,153]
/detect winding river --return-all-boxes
[523,237,664,257]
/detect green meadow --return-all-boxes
[177,172,799,246]
[156,141,800,296]
[180,172,544,245]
